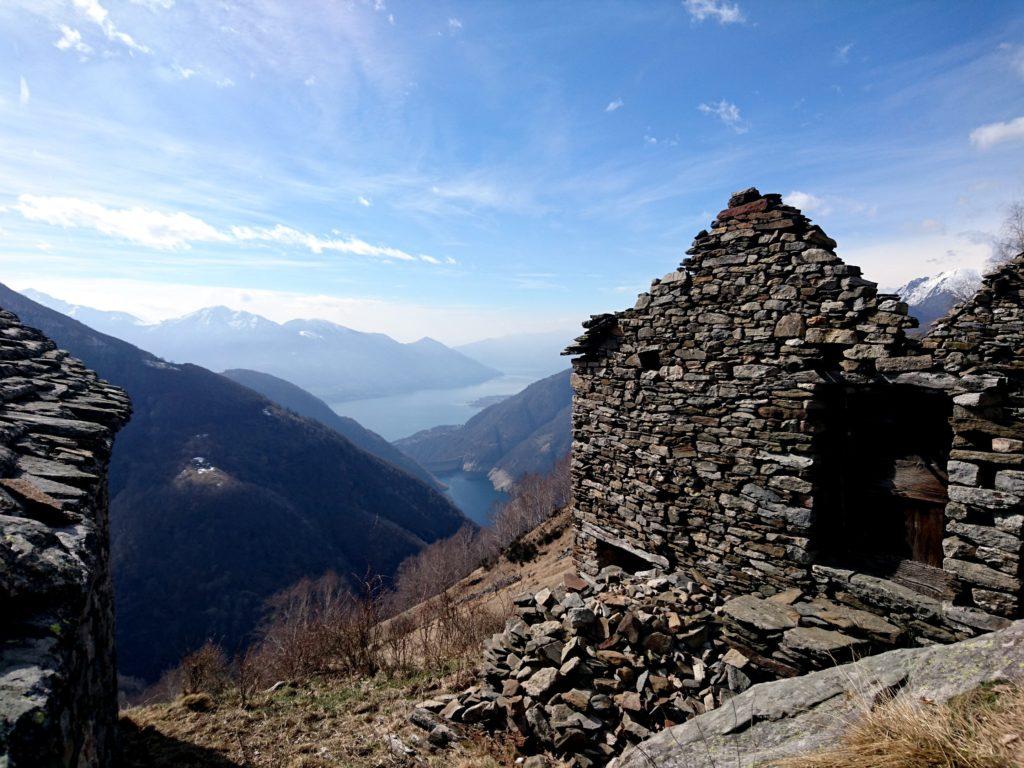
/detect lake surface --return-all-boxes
[439,471,508,526]
[329,374,536,441]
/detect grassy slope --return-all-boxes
[120,511,574,768]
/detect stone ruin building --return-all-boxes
[421,187,1023,766]
[0,309,130,767]
[566,187,1024,667]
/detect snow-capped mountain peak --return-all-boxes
[175,306,278,331]
[894,267,982,330]
[895,267,981,307]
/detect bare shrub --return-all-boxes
[392,588,511,674]
[492,453,570,546]
[257,571,385,680]
[233,647,263,708]
[179,641,230,695]
[389,454,571,614]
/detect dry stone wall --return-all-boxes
[0,308,130,768]
[436,190,1022,768]
[565,188,1024,650]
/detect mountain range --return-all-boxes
[894,267,982,330]
[455,330,576,378]
[220,368,442,491]
[21,291,499,402]
[397,369,572,490]
[0,285,467,682]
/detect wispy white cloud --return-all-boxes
[370,0,394,23]
[448,17,463,33]
[72,0,150,54]
[783,191,880,220]
[11,194,450,265]
[698,99,748,133]
[128,0,174,9]
[428,178,536,213]
[14,194,227,248]
[785,190,827,214]
[683,0,744,24]
[19,77,30,106]
[970,116,1024,150]
[55,25,93,57]
[998,43,1024,79]
[643,133,679,147]
[173,64,197,80]
[357,196,372,207]
[605,98,624,112]
[835,42,854,64]
[231,224,436,263]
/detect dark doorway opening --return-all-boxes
[815,384,953,569]
[594,538,656,574]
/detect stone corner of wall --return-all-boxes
[0,307,130,768]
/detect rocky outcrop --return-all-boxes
[0,308,130,767]
[612,618,1024,768]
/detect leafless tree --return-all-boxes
[992,200,1024,265]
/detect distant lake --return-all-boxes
[329,374,536,441]
[439,471,508,526]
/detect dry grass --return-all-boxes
[775,682,1024,768]
[122,666,480,767]
[121,508,575,768]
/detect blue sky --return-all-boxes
[1,0,1023,344]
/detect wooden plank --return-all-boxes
[905,505,945,567]
[891,559,958,601]
[890,457,948,504]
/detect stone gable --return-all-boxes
[566,187,1024,651]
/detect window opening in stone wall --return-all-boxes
[594,538,655,574]
[815,384,953,569]
[638,349,660,371]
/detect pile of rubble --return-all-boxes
[412,567,760,767]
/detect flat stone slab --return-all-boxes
[794,599,903,643]
[612,620,1024,768]
[723,594,799,632]
[781,626,862,655]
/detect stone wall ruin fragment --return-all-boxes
[0,307,130,768]
[565,187,1024,660]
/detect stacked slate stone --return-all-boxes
[564,187,1024,656]
[424,569,754,767]
[566,187,918,595]
[924,252,1024,618]
[720,591,904,675]
[0,308,130,768]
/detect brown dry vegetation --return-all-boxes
[120,464,574,768]
[121,668,523,768]
[775,682,1024,768]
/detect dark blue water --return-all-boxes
[328,375,535,441]
[439,472,508,526]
